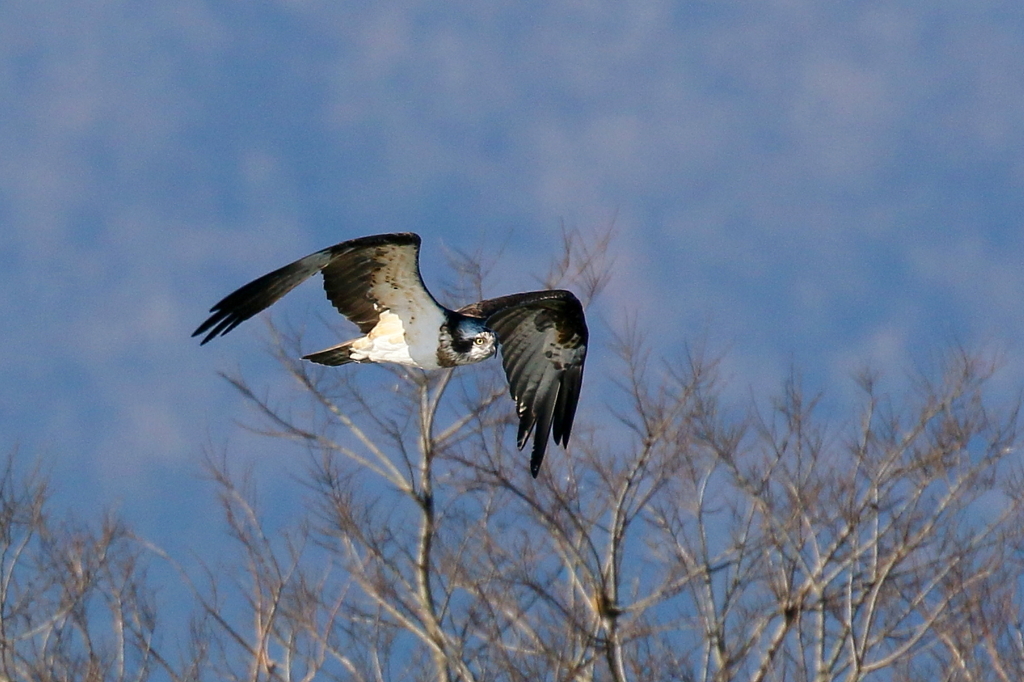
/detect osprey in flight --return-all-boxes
[193,233,588,477]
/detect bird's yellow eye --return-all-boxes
[474,337,486,346]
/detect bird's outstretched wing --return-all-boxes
[192,233,440,345]
[459,290,588,477]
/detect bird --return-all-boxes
[193,232,588,477]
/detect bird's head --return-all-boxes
[445,315,497,365]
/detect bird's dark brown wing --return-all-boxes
[317,233,442,335]
[192,233,436,344]
[460,290,588,477]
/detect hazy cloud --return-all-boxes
[2,0,1024,543]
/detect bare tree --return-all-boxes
[0,452,189,682]
[11,228,1021,680]
[193,229,1024,682]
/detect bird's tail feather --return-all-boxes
[303,341,357,366]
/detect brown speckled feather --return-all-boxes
[460,290,588,476]
[192,233,432,343]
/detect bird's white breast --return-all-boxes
[347,305,446,370]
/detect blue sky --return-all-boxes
[3,0,1024,563]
